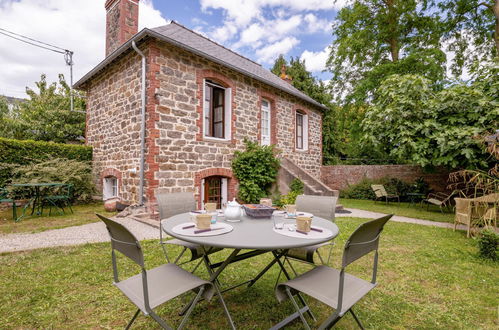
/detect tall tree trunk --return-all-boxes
[386,0,399,61]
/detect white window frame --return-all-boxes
[203,79,232,141]
[103,176,118,200]
[296,111,309,151]
[261,99,271,146]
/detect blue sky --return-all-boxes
[151,0,343,81]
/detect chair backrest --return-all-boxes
[342,214,392,268]
[371,185,387,198]
[157,192,196,220]
[97,214,144,267]
[296,194,337,221]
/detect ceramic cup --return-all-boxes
[296,216,312,232]
[285,204,296,214]
[204,203,217,213]
[260,198,273,207]
[195,214,212,229]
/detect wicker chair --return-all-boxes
[454,193,499,237]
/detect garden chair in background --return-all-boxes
[423,191,455,213]
[285,195,338,272]
[371,184,400,204]
[272,215,393,330]
[0,187,18,222]
[455,193,498,237]
[157,192,222,271]
[44,184,74,215]
[97,214,214,329]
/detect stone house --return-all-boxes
[74,0,333,215]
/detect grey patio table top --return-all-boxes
[161,213,339,250]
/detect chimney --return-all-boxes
[105,0,139,56]
[279,63,292,84]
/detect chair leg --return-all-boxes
[286,287,310,330]
[125,308,141,330]
[178,287,205,330]
[349,308,365,330]
[318,311,341,330]
[149,310,173,330]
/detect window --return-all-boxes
[261,99,271,145]
[201,176,228,209]
[296,111,308,150]
[103,176,118,200]
[204,80,231,139]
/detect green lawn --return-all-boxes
[0,203,114,234]
[0,217,496,329]
[340,198,455,223]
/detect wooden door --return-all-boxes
[204,176,222,209]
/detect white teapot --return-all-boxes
[224,198,242,222]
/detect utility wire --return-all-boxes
[0,27,67,53]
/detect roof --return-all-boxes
[74,22,327,110]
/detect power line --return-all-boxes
[0,27,67,53]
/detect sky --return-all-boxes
[0,0,344,99]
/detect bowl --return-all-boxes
[242,204,276,219]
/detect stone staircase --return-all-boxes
[278,158,343,210]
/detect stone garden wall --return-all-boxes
[321,165,450,192]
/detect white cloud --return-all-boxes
[300,46,330,72]
[303,13,331,33]
[0,0,166,98]
[256,37,300,63]
[200,0,348,27]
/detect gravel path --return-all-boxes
[0,218,159,253]
[337,208,467,230]
[0,209,468,253]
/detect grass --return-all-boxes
[0,217,497,329]
[340,198,455,223]
[0,203,114,234]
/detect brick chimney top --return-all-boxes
[279,63,292,84]
[105,0,139,57]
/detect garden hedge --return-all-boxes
[0,138,92,186]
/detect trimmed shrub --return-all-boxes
[477,229,498,261]
[0,138,92,187]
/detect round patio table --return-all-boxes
[162,213,339,250]
[162,213,339,329]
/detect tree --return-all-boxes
[362,65,499,169]
[327,0,446,104]
[439,0,499,76]
[0,74,86,143]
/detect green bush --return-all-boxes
[477,229,498,261]
[232,140,280,203]
[279,178,305,206]
[0,138,92,187]
[11,159,95,202]
[341,177,417,201]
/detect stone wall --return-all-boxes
[84,48,143,203]
[321,165,450,192]
[83,39,324,211]
[146,41,323,209]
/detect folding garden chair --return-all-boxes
[44,184,74,215]
[157,192,222,271]
[97,214,214,329]
[423,191,455,213]
[272,214,393,330]
[371,185,399,204]
[0,187,18,222]
[284,195,338,273]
